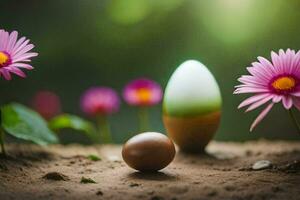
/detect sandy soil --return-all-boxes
[0,140,300,200]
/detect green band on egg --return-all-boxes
[163,60,222,117]
[163,98,221,117]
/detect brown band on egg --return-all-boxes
[163,111,221,153]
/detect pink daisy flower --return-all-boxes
[123,78,163,107]
[80,87,120,143]
[0,29,38,80]
[80,87,120,116]
[234,49,300,132]
[32,91,61,120]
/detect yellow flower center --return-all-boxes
[136,88,151,102]
[0,51,9,67]
[272,76,296,91]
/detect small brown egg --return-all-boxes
[122,132,176,172]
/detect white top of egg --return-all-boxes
[163,60,222,116]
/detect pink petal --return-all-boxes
[234,84,267,89]
[250,103,274,132]
[9,63,34,70]
[238,76,267,86]
[282,96,293,109]
[271,51,282,73]
[247,67,270,81]
[7,66,26,78]
[293,97,300,111]
[12,39,30,55]
[233,87,269,94]
[272,95,282,103]
[12,44,35,59]
[0,69,12,80]
[21,59,31,62]
[256,57,276,75]
[285,49,293,74]
[6,31,18,53]
[291,91,300,97]
[0,31,9,51]
[12,36,26,52]
[279,49,288,73]
[246,95,273,112]
[238,93,270,109]
[13,53,38,63]
[291,51,300,74]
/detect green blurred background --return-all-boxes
[1,0,300,143]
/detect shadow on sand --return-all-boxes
[128,171,178,181]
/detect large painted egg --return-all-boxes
[163,60,222,153]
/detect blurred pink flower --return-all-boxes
[234,49,300,131]
[81,87,120,116]
[0,29,38,80]
[32,91,61,120]
[123,78,163,107]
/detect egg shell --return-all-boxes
[122,132,176,172]
[163,60,222,153]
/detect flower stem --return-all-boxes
[0,128,6,156]
[97,115,113,144]
[288,109,300,134]
[138,107,149,132]
[0,108,6,156]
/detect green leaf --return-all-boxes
[49,114,99,142]
[1,103,58,145]
[87,154,101,161]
